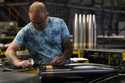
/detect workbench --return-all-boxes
[0,68,40,83]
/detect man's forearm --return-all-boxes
[5,50,20,64]
[63,37,73,59]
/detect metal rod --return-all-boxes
[83,14,86,49]
[93,14,97,48]
[79,14,83,50]
[74,13,79,50]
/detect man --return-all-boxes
[5,1,72,68]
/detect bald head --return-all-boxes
[28,1,48,30]
[29,1,47,13]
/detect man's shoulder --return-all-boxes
[49,16,64,22]
[21,22,32,30]
[23,22,32,28]
[18,22,33,33]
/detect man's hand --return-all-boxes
[13,60,33,68]
[50,54,66,65]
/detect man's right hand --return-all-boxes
[13,60,32,68]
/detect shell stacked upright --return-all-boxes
[73,13,97,50]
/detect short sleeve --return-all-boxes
[14,28,26,46]
[60,19,70,40]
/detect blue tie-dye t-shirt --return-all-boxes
[14,17,70,64]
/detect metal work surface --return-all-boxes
[40,64,118,83]
[0,67,40,83]
[40,64,117,78]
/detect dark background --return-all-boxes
[1,0,125,48]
